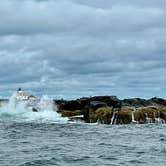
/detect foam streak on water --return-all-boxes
[0,94,68,123]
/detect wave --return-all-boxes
[0,93,68,123]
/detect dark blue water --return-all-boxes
[0,122,166,166]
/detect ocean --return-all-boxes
[0,97,166,166]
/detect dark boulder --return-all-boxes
[90,107,113,124]
[149,97,166,106]
[89,96,121,108]
[53,95,166,124]
[89,101,107,111]
[121,98,154,107]
[32,108,38,112]
[58,100,83,111]
[82,101,107,122]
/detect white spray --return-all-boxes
[0,93,68,123]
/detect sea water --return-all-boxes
[0,97,166,166]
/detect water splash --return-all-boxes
[0,93,68,123]
[131,108,137,124]
[154,111,163,124]
[111,112,116,125]
[145,113,153,123]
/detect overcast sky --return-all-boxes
[0,0,165,99]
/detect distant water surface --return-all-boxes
[0,122,166,166]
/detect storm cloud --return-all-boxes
[0,0,166,99]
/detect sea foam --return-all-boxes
[0,93,68,123]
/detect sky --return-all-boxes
[0,0,166,99]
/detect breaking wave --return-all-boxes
[0,93,68,123]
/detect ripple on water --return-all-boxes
[0,123,166,166]
[18,158,60,166]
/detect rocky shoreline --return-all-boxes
[54,96,166,124]
[1,96,166,124]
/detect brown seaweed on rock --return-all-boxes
[55,96,166,124]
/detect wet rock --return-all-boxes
[58,100,84,111]
[56,96,121,122]
[113,107,145,124]
[138,106,158,118]
[60,110,82,117]
[82,101,108,123]
[32,108,38,112]
[116,106,166,124]
[116,107,134,124]
[0,99,8,107]
[89,107,113,124]
[156,106,166,122]
[54,96,166,124]
[132,110,145,123]
[137,106,166,123]
[57,96,120,111]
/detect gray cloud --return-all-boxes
[0,0,166,99]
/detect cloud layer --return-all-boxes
[0,0,166,99]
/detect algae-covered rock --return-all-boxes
[89,107,113,124]
[132,110,145,123]
[137,106,158,123]
[82,101,108,123]
[60,110,82,117]
[138,106,158,117]
[116,107,134,124]
[136,106,166,123]
[156,106,166,122]
[114,107,145,124]
[54,95,166,124]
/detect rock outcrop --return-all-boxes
[55,96,166,124]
